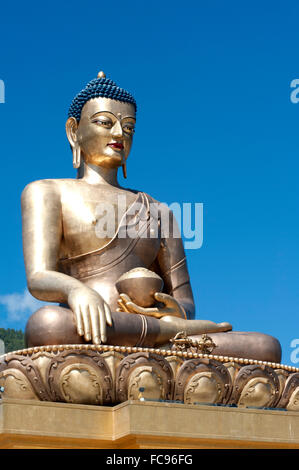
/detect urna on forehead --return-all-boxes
[68,71,137,122]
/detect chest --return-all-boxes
[61,187,136,233]
[59,186,160,259]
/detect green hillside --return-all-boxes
[0,328,25,353]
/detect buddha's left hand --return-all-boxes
[117,292,185,319]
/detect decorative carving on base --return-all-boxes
[0,345,298,411]
[230,365,280,408]
[116,352,173,402]
[223,362,241,384]
[174,358,232,404]
[46,349,113,405]
[0,354,51,401]
[277,373,299,411]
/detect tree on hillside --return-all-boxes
[0,328,25,353]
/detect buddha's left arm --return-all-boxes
[155,206,195,320]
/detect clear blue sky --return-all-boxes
[0,0,298,365]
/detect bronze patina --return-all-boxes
[21,71,281,364]
[1,72,296,410]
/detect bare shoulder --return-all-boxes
[21,178,76,202]
[142,191,162,206]
[21,180,68,212]
[146,193,174,217]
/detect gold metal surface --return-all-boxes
[0,344,296,409]
[21,76,232,349]
[21,72,280,366]
[170,331,216,354]
[116,267,164,308]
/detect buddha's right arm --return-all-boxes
[21,180,81,303]
[21,180,112,344]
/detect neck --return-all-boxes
[79,162,121,187]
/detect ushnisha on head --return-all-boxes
[66,71,137,177]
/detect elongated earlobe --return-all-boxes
[66,117,80,169]
[73,145,81,169]
[122,162,127,179]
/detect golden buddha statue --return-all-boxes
[21,72,281,363]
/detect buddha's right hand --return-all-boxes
[67,286,112,344]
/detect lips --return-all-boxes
[108,142,124,150]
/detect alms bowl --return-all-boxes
[116,267,164,307]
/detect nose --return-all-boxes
[111,120,123,139]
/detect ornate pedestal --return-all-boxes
[0,344,298,410]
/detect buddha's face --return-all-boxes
[69,97,136,169]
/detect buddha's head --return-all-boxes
[66,72,137,177]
